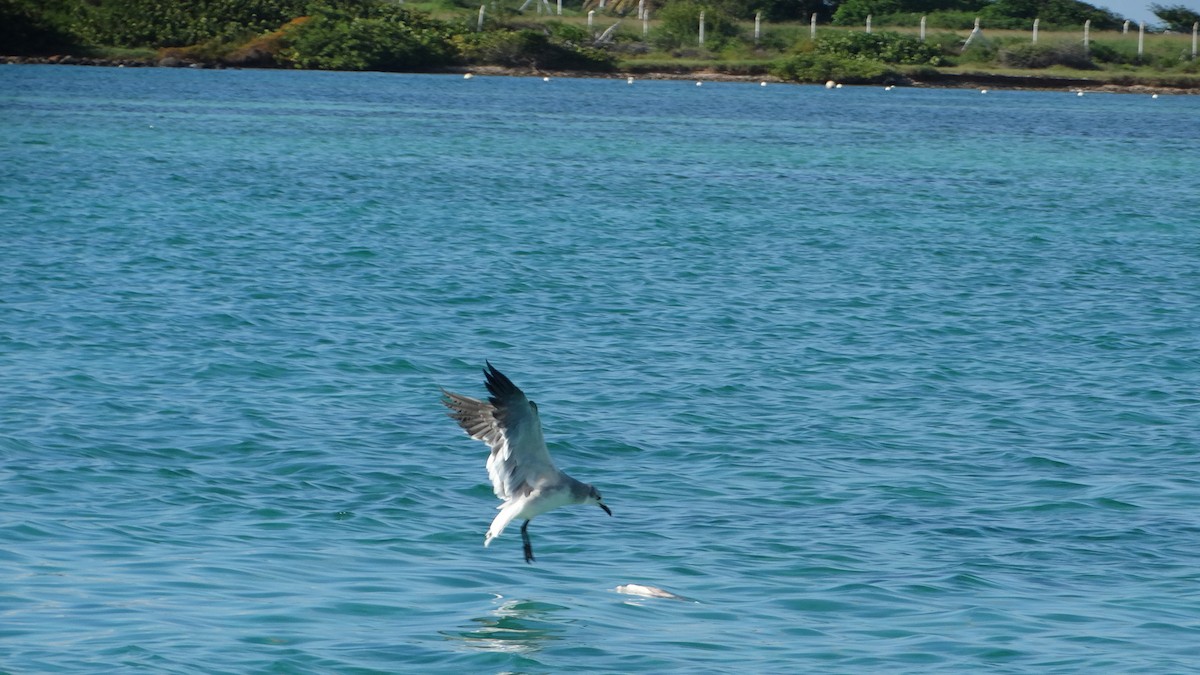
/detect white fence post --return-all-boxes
[810,13,817,40]
[866,14,872,34]
[755,11,762,45]
[1138,21,1145,59]
[477,4,485,31]
[920,15,926,41]
[1032,18,1039,44]
[699,10,706,46]
[1083,19,1090,55]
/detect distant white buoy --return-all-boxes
[884,85,894,91]
[835,83,843,89]
[543,76,551,82]
[760,81,767,87]
[980,88,988,94]
[627,76,634,84]
[1077,90,1084,96]
[1152,93,1159,99]
[825,80,836,89]
[463,73,474,79]
[696,81,703,86]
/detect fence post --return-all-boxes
[920,16,926,41]
[866,14,872,34]
[1032,18,1039,44]
[755,11,762,45]
[477,5,485,31]
[1083,19,1090,54]
[811,13,817,40]
[1193,21,1198,59]
[699,10,705,47]
[588,9,594,31]
[962,17,981,52]
[1138,21,1145,59]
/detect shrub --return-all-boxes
[71,0,311,48]
[997,42,1095,69]
[769,52,895,83]
[652,2,741,51]
[282,5,458,71]
[877,10,980,30]
[454,28,615,70]
[832,0,902,26]
[816,30,944,65]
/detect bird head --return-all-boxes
[588,485,612,516]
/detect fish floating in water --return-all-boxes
[615,584,693,602]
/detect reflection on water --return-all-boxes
[446,595,569,654]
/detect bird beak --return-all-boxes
[599,502,612,516]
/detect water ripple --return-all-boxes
[2,66,1199,672]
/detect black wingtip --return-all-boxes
[482,361,522,405]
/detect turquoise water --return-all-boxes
[2,65,1199,672]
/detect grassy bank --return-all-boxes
[4,0,1198,91]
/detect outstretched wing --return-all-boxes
[442,362,558,503]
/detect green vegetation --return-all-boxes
[2,0,1197,89]
[281,4,458,70]
[1149,3,1200,32]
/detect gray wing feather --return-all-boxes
[442,363,557,502]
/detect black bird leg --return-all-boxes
[521,519,535,564]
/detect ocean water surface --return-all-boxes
[2,65,1199,672]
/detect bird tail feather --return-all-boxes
[485,500,523,547]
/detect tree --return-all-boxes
[0,0,81,54]
[833,0,903,25]
[1150,3,1200,31]
[982,0,1124,30]
[753,0,837,22]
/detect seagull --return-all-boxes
[442,363,612,563]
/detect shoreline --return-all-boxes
[4,55,1196,95]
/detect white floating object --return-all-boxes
[543,76,551,82]
[835,83,843,89]
[980,88,988,94]
[627,76,634,84]
[1077,90,1084,96]
[463,73,474,79]
[615,584,692,601]
[1152,93,1159,99]
[760,81,767,87]
[696,81,703,86]
[825,80,835,89]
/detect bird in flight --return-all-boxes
[442,362,612,563]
